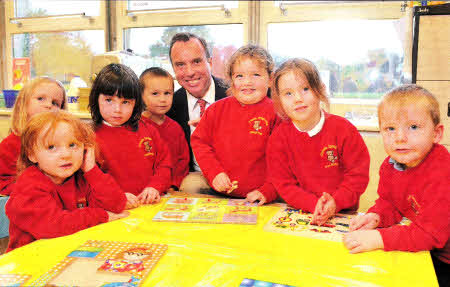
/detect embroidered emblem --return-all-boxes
[249,117,269,135]
[407,195,421,215]
[77,197,87,208]
[139,137,154,157]
[320,145,339,168]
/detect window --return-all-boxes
[14,0,101,18]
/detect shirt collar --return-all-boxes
[389,157,407,171]
[187,77,215,111]
[293,110,325,137]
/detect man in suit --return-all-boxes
[167,32,228,172]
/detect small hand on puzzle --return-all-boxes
[227,181,238,194]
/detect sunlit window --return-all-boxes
[14,0,101,18]
[124,24,243,85]
[127,1,238,11]
[13,31,105,86]
[268,19,408,100]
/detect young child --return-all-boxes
[0,77,66,196]
[89,63,172,209]
[343,84,449,286]
[139,67,189,190]
[267,58,370,225]
[6,111,128,251]
[191,45,280,205]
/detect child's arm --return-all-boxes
[267,134,319,213]
[144,127,172,194]
[349,213,380,231]
[6,184,111,239]
[81,147,127,213]
[190,108,227,188]
[376,183,450,253]
[171,125,190,188]
[0,135,20,196]
[331,123,370,212]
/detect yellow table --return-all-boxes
[0,197,438,286]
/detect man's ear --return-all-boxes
[433,123,444,143]
[207,57,212,69]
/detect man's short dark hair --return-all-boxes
[169,32,211,63]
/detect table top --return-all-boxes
[0,194,438,287]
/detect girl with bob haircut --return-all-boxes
[267,58,370,225]
[191,44,280,205]
[0,77,66,196]
[6,110,128,251]
[89,64,171,209]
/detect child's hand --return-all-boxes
[349,213,380,231]
[212,172,232,192]
[125,193,140,209]
[245,190,267,206]
[137,187,161,204]
[188,118,201,127]
[343,230,384,254]
[106,210,130,222]
[312,192,336,226]
[81,147,96,173]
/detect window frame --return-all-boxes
[3,0,108,90]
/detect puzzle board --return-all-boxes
[153,198,258,224]
[240,278,296,287]
[264,206,358,242]
[0,274,31,286]
[32,240,167,287]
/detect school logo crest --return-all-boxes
[77,197,87,208]
[249,117,268,135]
[139,137,154,157]
[320,145,339,168]
[407,195,421,215]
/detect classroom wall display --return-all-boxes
[264,206,358,242]
[31,240,167,287]
[153,197,258,224]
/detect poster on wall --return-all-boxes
[12,58,31,90]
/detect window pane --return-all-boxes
[13,30,105,86]
[15,0,100,18]
[268,19,408,100]
[128,1,238,11]
[124,24,243,87]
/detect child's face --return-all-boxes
[29,122,84,184]
[142,76,173,116]
[27,83,64,119]
[98,93,135,127]
[278,70,321,130]
[231,57,269,105]
[380,103,443,168]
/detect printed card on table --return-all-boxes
[31,240,167,287]
[0,274,31,286]
[153,198,258,224]
[264,206,358,242]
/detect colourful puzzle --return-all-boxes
[0,274,31,286]
[264,206,358,242]
[240,278,296,287]
[153,198,258,224]
[31,240,167,287]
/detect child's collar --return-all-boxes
[293,110,325,137]
[388,157,407,171]
[102,120,121,128]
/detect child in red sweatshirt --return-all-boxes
[6,111,128,251]
[89,64,172,209]
[191,45,280,205]
[0,77,66,196]
[139,67,189,190]
[267,58,370,225]
[343,84,450,286]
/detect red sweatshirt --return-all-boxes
[95,120,172,196]
[6,165,126,251]
[267,113,370,213]
[191,96,280,202]
[142,116,189,188]
[368,144,450,263]
[0,133,20,196]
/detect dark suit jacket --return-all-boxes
[167,76,228,171]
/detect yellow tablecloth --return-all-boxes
[0,198,438,286]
